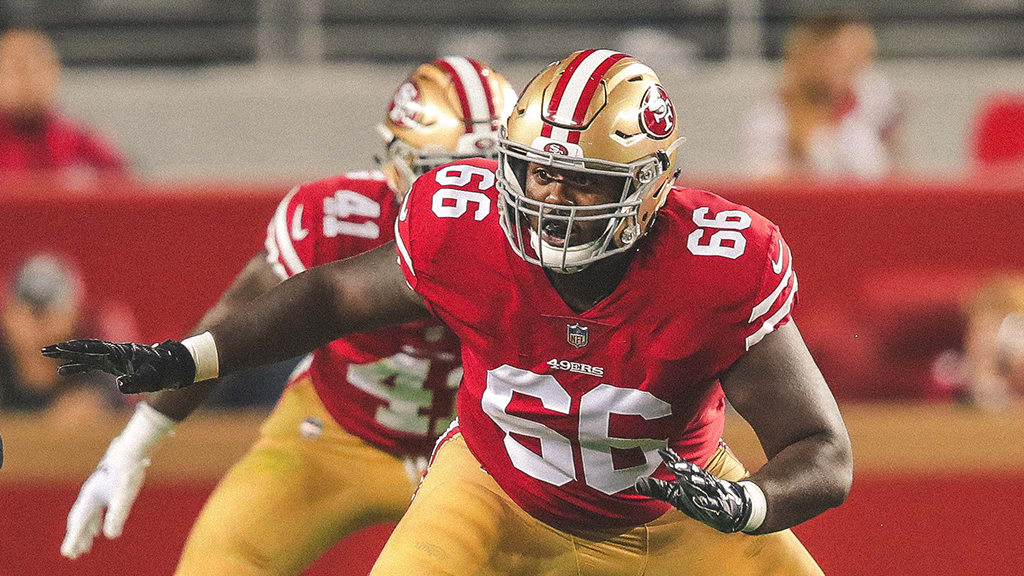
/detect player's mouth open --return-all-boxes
[541,221,569,246]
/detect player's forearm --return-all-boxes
[207,266,338,378]
[147,309,248,419]
[745,429,852,533]
[212,247,428,380]
[146,381,218,421]
[209,244,429,378]
[147,252,281,420]
[44,246,425,395]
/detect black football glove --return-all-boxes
[635,447,754,534]
[41,339,196,394]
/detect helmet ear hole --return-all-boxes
[656,150,671,171]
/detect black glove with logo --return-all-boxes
[635,447,754,534]
[42,339,196,394]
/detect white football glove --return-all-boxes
[61,402,175,559]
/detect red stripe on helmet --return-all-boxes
[544,49,596,123]
[432,58,474,133]
[570,52,628,127]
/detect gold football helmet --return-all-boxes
[379,57,517,199]
[497,49,685,272]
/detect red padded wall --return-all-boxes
[3,474,1021,576]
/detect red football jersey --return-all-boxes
[265,170,461,457]
[396,159,797,530]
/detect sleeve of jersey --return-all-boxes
[742,225,799,351]
[393,176,442,307]
[264,185,317,281]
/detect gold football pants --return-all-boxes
[370,432,824,576]
[175,378,419,576]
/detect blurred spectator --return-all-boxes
[0,28,128,176]
[0,254,122,418]
[744,12,900,179]
[971,94,1024,173]
[944,277,1024,407]
[953,96,1024,406]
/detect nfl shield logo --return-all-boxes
[567,323,589,348]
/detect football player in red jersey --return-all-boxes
[54,57,516,576]
[47,50,852,575]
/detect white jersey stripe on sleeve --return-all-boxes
[272,187,307,276]
[394,217,416,277]
[443,56,491,134]
[745,273,798,350]
[263,221,290,280]
[749,244,792,323]
[285,353,314,383]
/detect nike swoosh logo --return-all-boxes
[771,239,784,274]
[399,191,411,222]
[291,205,309,241]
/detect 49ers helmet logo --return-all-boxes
[544,142,569,155]
[388,81,423,128]
[638,84,675,140]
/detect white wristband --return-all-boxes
[111,402,176,460]
[181,331,219,383]
[739,480,767,533]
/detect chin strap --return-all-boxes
[527,228,600,273]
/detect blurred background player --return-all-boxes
[0,253,122,419]
[45,50,851,575]
[58,57,516,576]
[0,28,128,176]
[743,12,900,179]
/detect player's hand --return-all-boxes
[61,441,148,559]
[61,403,176,559]
[635,447,756,534]
[42,339,196,393]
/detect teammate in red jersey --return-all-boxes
[55,57,515,576]
[47,50,852,575]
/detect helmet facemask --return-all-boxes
[497,134,683,273]
[379,125,499,202]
